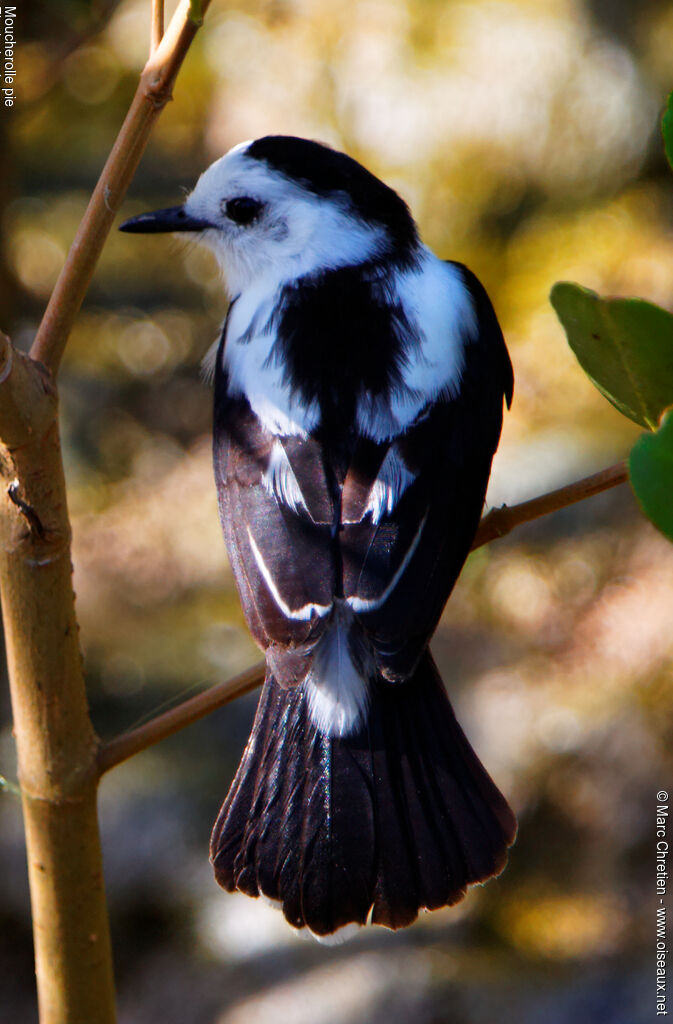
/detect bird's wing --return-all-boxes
[340,263,513,680]
[213,381,337,678]
[214,264,512,684]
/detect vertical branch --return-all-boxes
[0,2,212,1021]
[0,337,116,1023]
[151,0,165,53]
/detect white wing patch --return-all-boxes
[356,252,476,442]
[223,284,320,438]
[305,606,369,737]
[364,446,416,523]
[262,440,308,514]
[347,514,427,613]
[201,337,220,384]
[247,529,332,621]
[221,245,475,442]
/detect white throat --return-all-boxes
[184,147,390,296]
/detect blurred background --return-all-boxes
[1,0,673,1020]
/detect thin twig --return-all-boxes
[151,0,164,53]
[97,459,629,774]
[30,0,211,377]
[97,662,265,774]
[471,460,628,549]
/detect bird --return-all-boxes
[120,135,517,939]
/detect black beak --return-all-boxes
[118,205,212,234]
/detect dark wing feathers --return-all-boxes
[341,439,388,523]
[341,267,512,678]
[278,434,334,524]
[213,386,334,656]
[211,265,516,935]
[214,263,512,683]
[220,471,324,649]
[451,260,514,410]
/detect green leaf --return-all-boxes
[629,408,673,542]
[550,282,673,430]
[188,0,203,25]
[663,91,673,172]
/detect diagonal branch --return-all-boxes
[30,0,211,377]
[471,460,628,549]
[97,459,629,774]
[98,662,265,775]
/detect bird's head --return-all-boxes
[119,136,419,295]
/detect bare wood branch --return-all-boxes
[30,0,211,377]
[0,338,116,1024]
[98,662,266,774]
[97,459,629,773]
[0,334,56,447]
[471,460,628,550]
[151,0,165,53]
[0,3,213,1019]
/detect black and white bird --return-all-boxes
[120,136,516,938]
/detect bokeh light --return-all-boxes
[1,0,672,1021]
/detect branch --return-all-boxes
[471,460,628,549]
[0,335,116,1023]
[29,0,211,377]
[151,0,165,53]
[0,333,57,448]
[98,661,265,774]
[98,459,629,773]
[0,3,212,1018]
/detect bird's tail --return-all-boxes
[210,652,517,937]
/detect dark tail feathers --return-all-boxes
[210,652,516,937]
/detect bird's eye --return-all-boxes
[223,197,264,226]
